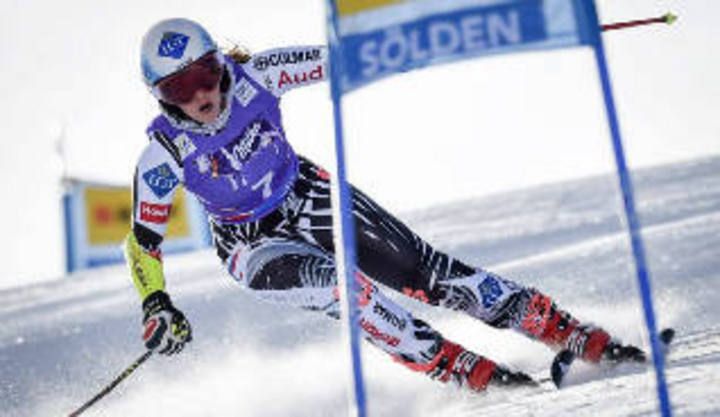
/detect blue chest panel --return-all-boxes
[147,64,298,223]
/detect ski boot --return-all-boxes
[518,291,613,362]
[548,329,643,388]
[420,340,536,391]
[552,329,674,387]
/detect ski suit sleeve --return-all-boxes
[242,45,328,97]
[125,136,184,302]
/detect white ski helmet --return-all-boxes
[141,18,218,87]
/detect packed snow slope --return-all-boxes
[1,156,719,417]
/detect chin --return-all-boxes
[195,110,220,124]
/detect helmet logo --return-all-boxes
[158,32,190,59]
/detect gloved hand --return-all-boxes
[141,291,192,355]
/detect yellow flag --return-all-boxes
[85,186,190,245]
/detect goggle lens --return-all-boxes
[156,53,222,105]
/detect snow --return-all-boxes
[1,156,719,416]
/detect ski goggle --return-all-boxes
[153,52,223,105]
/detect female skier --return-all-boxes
[126,18,645,392]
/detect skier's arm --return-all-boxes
[125,137,192,355]
[124,138,183,301]
[242,45,328,97]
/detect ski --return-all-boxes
[546,328,675,389]
[550,349,576,388]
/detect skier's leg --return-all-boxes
[290,156,477,305]
[291,157,625,364]
[350,272,535,391]
[221,237,532,391]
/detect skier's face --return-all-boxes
[176,82,223,124]
[155,53,224,124]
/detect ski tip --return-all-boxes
[664,12,678,25]
[660,328,675,345]
[551,349,576,389]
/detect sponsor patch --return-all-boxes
[478,275,505,309]
[373,303,407,331]
[252,48,322,71]
[143,317,159,341]
[195,119,279,177]
[173,133,197,160]
[142,163,180,198]
[140,202,171,224]
[235,77,258,107]
[277,64,324,89]
[360,318,400,347]
[158,32,189,59]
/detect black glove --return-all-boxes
[142,291,192,355]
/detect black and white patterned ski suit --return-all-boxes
[212,156,531,370]
[131,42,619,392]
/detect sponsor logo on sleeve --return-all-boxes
[139,202,172,224]
[277,64,324,89]
[235,77,258,107]
[252,48,322,71]
[142,163,180,198]
[158,32,190,59]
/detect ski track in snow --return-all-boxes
[1,156,719,417]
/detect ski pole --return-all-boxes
[67,350,153,417]
[602,12,678,32]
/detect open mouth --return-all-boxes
[199,102,214,113]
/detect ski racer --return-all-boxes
[126,17,646,392]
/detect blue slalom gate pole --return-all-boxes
[328,94,369,417]
[325,1,368,416]
[587,3,672,416]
